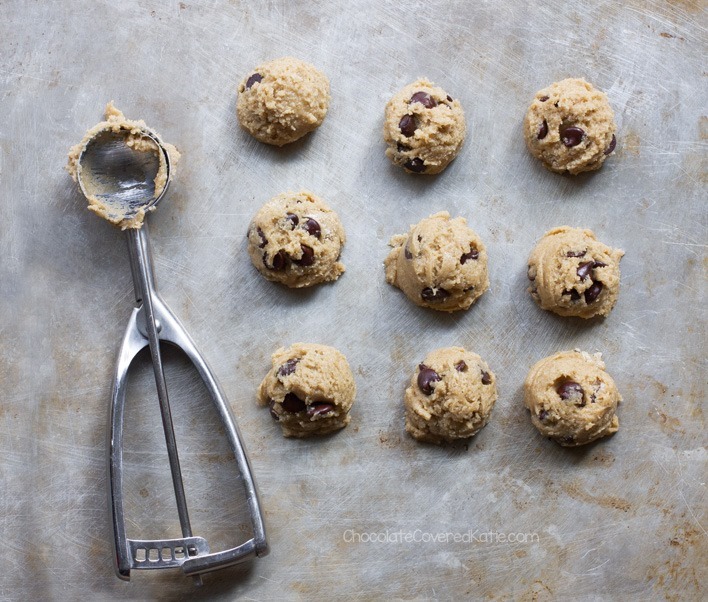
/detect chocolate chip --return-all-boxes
[245,73,262,89]
[421,287,450,302]
[404,158,426,173]
[303,217,321,239]
[537,119,548,140]
[292,244,314,267]
[267,250,288,271]
[460,247,479,264]
[604,134,617,155]
[556,380,584,402]
[593,261,608,269]
[463,285,475,293]
[404,247,413,259]
[268,400,279,421]
[399,114,417,137]
[285,213,299,227]
[417,364,441,395]
[561,435,575,444]
[277,358,299,378]
[256,227,268,248]
[539,95,549,102]
[584,281,603,304]
[410,91,437,108]
[560,125,585,147]
[281,393,306,413]
[455,360,467,372]
[576,261,594,281]
[481,371,492,385]
[539,409,549,421]
[562,289,581,301]
[553,101,559,108]
[446,95,453,102]
[307,403,335,417]
[566,250,586,258]
[397,142,411,152]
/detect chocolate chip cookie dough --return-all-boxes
[383,78,466,174]
[524,78,617,175]
[524,350,621,447]
[237,56,330,146]
[247,190,346,288]
[66,102,180,229]
[405,347,497,444]
[385,212,489,312]
[527,226,623,319]
[257,343,356,438]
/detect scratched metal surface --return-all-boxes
[0,0,705,600]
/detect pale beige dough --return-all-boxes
[247,190,345,288]
[67,102,180,229]
[524,350,621,446]
[257,343,356,438]
[523,78,617,174]
[405,347,497,444]
[383,78,465,174]
[385,212,489,312]
[527,226,623,319]
[237,57,330,146]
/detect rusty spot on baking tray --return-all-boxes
[648,407,685,435]
[562,480,631,512]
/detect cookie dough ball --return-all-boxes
[257,343,356,438]
[404,347,497,444]
[237,57,330,146]
[527,226,624,319]
[383,78,466,174]
[247,191,345,288]
[385,212,489,312]
[523,78,617,174]
[524,350,621,447]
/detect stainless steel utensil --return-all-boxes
[76,123,268,583]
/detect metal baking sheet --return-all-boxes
[0,0,705,599]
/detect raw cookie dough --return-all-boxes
[527,226,624,319]
[67,102,180,229]
[404,347,497,444]
[257,343,356,438]
[247,190,345,288]
[385,212,489,312]
[523,78,617,175]
[237,56,330,146]
[524,350,621,447]
[383,78,466,174]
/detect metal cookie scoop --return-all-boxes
[75,118,268,582]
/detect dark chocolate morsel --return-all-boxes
[537,119,549,140]
[560,125,585,147]
[556,380,584,401]
[539,409,549,421]
[455,360,467,372]
[584,281,603,304]
[303,217,321,239]
[397,142,411,152]
[245,73,262,89]
[562,289,581,301]
[399,114,417,137]
[604,134,617,155]
[576,261,594,281]
[404,157,426,173]
[410,91,437,108]
[460,247,479,264]
[281,393,306,413]
[268,400,279,421]
[256,227,268,248]
[539,95,549,102]
[481,371,492,385]
[421,287,450,302]
[292,244,315,267]
[446,94,453,102]
[404,247,413,259]
[417,364,441,395]
[277,358,300,378]
[307,403,335,417]
[286,212,299,227]
[566,250,586,258]
[267,250,288,271]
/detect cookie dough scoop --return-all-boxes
[70,105,268,582]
